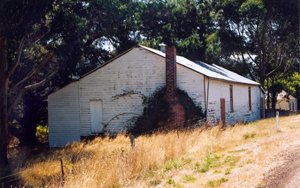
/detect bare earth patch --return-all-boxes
[262,140,300,188]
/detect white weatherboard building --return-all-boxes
[276,90,298,111]
[48,45,265,147]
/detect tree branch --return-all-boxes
[266,63,282,77]
[246,51,256,64]
[266,45,284,77]
[8,71,56,116]
[13,54,53,89]
[8,37,25,78]
[32,31,50,44]
[241,52,256,81]
[24,72,56,90]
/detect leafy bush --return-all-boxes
[36,124,48,143]
[129,87,204,135]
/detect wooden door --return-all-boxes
[220,98,226,126]
[90,100,103,133]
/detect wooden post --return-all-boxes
[60,159,65,184]
[130,134,135,148]
[220,98,226,127]
[276,111,279,130]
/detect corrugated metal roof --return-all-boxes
[140,45,260,86]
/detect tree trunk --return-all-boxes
[266,79,271,109]
[270,79,276,109]
[14,92,42,146]
[259,15,268,86]
[0,37,9,166]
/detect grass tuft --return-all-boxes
[149,179,161,186]
[195,154,221,173]
[182,174,197,183]
[206,178,228,187]
[243,132,257,139]
[167,178,176,185]
[225,168,232,175]
[224,155,240,167]
[164,158,192,172]
[228,149,247,153]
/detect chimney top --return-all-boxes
[165,46,177,101]
[159,43,166,53]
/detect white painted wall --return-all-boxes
[48,82,80,147]
[78,47,165,135]
[206,79,262,125]
[177,65,205,110]
[78,47,205,135]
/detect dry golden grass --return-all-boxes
[20,115,300,188]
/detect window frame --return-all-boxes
[248,86,252,111]
[230,85,233,112]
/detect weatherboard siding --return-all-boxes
[206,79,261,125]
[177,65,205,110]
[48,82,80,147]
[78,47,205,135]
[79,47,166,135]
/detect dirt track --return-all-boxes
[263,140,300,188]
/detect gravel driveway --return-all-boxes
[263,140,300,188]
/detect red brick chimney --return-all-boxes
[165,46,177,102]
[164,45,186,129]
